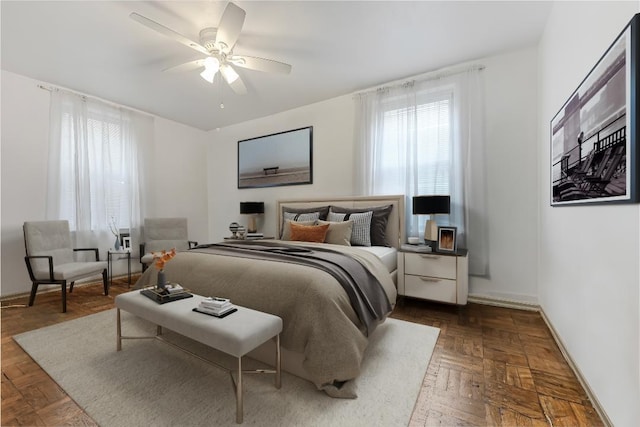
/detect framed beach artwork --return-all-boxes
[550,13,639,206]
[238,126,313,189]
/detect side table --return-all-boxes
[107,250,132,288]
[397,246,468,305]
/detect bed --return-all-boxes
[134,195,405,397]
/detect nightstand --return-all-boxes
[107,250,132,288]
[397,247,468,304]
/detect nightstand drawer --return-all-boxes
[405,275,457,303]
[404,253,456,279]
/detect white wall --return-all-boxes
[207,94,355,242]
[0,70,210,297]
[146,118,210,245]
[207,46,541,303]
[538,2,639,426]
[470,46,539,303]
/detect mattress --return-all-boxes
[359,246,397,273]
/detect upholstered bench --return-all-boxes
[115,290,282,424]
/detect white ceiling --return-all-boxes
[1,1,552,131]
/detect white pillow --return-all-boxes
[327,211,373,246]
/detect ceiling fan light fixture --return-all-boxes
[220,65,240,84]
[200,67,216,83]
[200,56,220,83]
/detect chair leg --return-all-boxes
[28,283,38,306]
[69,281,75,293]
[61,281,67,313]
[103,269,109,295]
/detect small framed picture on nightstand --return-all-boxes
[436,226,457,253]
[122,236,132,252]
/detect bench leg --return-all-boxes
[236,357,243,424]
[116,308,122,351]
[276,334,281,389]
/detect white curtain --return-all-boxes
[46,89,153,257]
[354,68,488,276]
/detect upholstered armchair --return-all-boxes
[139,218,197,272]
[23,220,108,313]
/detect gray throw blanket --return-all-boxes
[194,241,392,336]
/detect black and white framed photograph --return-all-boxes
[238,126,313,189]
[550,13,639,206]
[122,236,131,252]
[436,226,457,253]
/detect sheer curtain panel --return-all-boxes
[354,68,488,276]
[46,90,152,256]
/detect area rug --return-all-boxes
[14,309,439,426]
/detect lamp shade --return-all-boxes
[240,202,265,214]
[412,195,450,215]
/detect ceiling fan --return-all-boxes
[130,2,292,95]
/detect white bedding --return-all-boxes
[359,246,397,273]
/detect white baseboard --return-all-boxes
[468,295,611,426]
[0,280,100,302]
[467,294,539,311]
[538,308,612,427]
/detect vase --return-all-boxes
[157,270,167,289]
[114,236,121,251]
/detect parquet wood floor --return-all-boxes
[392,298,604,426]
[1,279,604,426]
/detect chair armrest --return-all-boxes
[139,243,146,263]
[188,240,198,249]
[74,247,100,261]
[24,255,54,281]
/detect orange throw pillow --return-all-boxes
[289,222,330,243]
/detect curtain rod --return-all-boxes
[353,63,485,97]
[37,84,155,119]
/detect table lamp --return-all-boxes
[412,195,450,243]
[240,202,264,233]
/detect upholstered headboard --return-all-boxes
[276,195,405,248]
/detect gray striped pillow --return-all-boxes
[283,211,320,222]
[281,212,321,238]
[327,210,373,246]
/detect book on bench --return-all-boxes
[193,297,237,317]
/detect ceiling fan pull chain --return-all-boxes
[219,73,224,109]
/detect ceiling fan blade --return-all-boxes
[215,3,246,54]
[220,64,247,95]
[130,12,210,56]
[162,59,206,73]
[229,55,292,74]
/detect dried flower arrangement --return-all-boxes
[152,248,177,271]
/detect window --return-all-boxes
[47,89,151,250]
[58,107,132,231]
[354,69,488,275]
[362,87,455,237]
[377,92,453,199]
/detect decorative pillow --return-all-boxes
[329,205,393,246]
[317,220,353,246]
[327,211,373,246]
[280,211,321,238]
[283,211,320,222]
[289,222,330,243]
[281,219,317,241]
[281,205,330,220]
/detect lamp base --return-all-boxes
[424,219,438,242]
[247,215,257,233]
